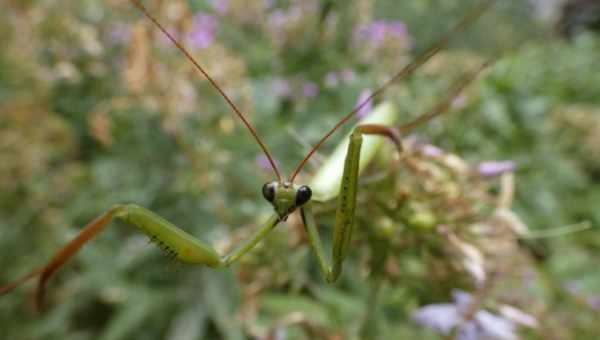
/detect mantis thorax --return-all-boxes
[262,181,312,220]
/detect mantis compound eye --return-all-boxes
[295,185,312,206]
[262,182,277,202]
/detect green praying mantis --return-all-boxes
[0,0,496,308]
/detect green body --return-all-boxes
[93,102,399,281]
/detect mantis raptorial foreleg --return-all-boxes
[301,124,401,283]
[1,205,281,307]
[115,205,281,266]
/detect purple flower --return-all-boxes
[272,78,292,99]
[368,21,388,44]
[355,90,373,120]
[472,310,517,340]
[340,69,356,83]
[189,12,218,49]
[266,9,289,44]
[208,0,229,15]
[256,155,279,172]
[412,290,526,340]
[412,303,461,335]
[421,144,444,158]
[452,289,473,312]
[354,21,385,47]
[456,321,479,340]
[588,296,600,311]
[268,9,287,29]
[477,161,516,177]
[109,23,131,44]
[387,21,408,39]
[451,93,467,109]
[302,82,319,99]
[324,72,339,88]
[498,305,539,328]
[353,19,410,48]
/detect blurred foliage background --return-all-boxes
[1,0,599,339]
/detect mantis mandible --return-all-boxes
[0,0,496,308]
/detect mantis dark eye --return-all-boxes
[296,185,312,206]
[262,182,276,202]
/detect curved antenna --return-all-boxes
[289,0,495,182]
[398,57,495,135]
[130,0,282,182]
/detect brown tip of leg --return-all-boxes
[2,209,118,310]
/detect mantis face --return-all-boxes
[262,181,312,220]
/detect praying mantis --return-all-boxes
[0,0,496,309]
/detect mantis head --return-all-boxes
[262,181,312,221]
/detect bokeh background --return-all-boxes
[1,0,599,339]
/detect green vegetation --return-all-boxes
[1,1,599,339]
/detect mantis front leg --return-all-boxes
[1,205,281,307]
[301,125,401,283]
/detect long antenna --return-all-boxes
[289,0,495,182]
[398,57,495,136]
[130,0,283,182]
